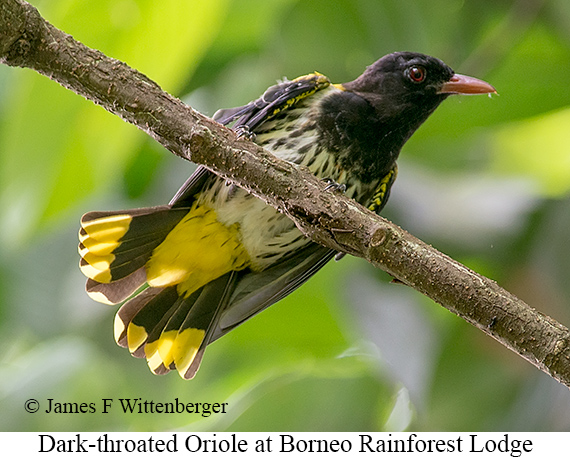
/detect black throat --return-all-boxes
[316,89,446,184]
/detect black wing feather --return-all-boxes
[213,73,330,133]
[212,243,336,341]
[169,75,330,209]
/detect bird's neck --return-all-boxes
[322,92,444,183]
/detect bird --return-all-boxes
[78,52,495,379]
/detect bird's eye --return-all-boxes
[407,66,426,83]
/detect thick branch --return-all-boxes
[2,0,569,386]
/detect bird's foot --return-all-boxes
[322,178,346,193]
[235,125,256,141]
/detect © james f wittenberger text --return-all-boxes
[25,398,227,417]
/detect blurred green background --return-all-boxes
[1,0,570,432]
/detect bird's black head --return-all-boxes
[322,52,495,182]
[343,51,495,123]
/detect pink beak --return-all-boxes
[438,74,497,95]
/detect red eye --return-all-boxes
[407,66,426,83]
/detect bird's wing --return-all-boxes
[366,165,398,215]
[211,243,337,342]
[170,73,330,206]
[213,72,331,133]
[194,73,338,341]
[169,165,213,206]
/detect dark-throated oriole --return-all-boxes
[79,52,495,378]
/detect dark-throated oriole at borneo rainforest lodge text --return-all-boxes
[78,52,496,379]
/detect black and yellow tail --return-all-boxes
[79,206,188,304]
[113,273,236,378]
[79,200,338,379]
[78,201,247,379]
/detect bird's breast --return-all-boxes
[195,87,382,271]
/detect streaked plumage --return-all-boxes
[78,52,495,378]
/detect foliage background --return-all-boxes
[1,0,570,431]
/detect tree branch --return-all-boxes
[2,0,569,387]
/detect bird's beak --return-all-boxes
[438,74,496,95]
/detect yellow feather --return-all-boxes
[146,203,250,297]
[147,350,166,374]
[81,215,131,241]
[126,323,148,354]
[79,260,112,283]
[144,339,159,359]
[114,313,127,343]
[80,237,121,255]
[81,251,115,271]
[88,289,115,306]
[156,329,178,367]
[173,328,205,378]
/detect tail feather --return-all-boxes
[114,286,165,348]
[79,166,256,379]
[145,295,193,373]
[111,273,237,379]
[125,287,180,356]
[174,272,237,379]
[79,206,189,284]
[86,268,146,305]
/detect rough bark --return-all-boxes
[1,0,569,387]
